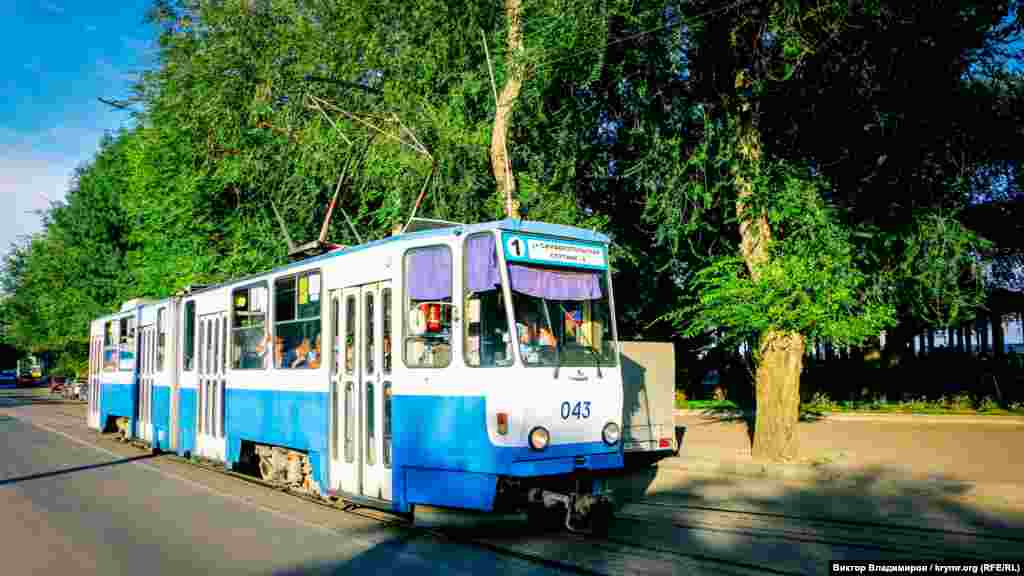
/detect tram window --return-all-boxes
[331,298,340,374]
[330,381,339,459]
[404,245,453,368]
[157,308,166,371]
[382,289,392,374]
[344,296,355,374]
[183,301,196,371]
[103,321,116,372]
[365,293,374,374]
[344,382,354,463]
[119,317,136,372]
[232,284,269,370]
[366,382,375,465]
[274,270,322,370]
[463,233,512,367]
[383,382,392,468]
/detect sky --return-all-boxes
[0,1,157,256]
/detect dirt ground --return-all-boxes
[673,411,1024,484]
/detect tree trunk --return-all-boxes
[732,81,804,462]
[753,330,805,461]
[992,311,1005,359]
[490,0,523,219]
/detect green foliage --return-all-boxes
[665,161,895,350]
[897,211,991,328]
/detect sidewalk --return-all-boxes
[654,409,1024,509]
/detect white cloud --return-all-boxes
[0,126,105,251]
[0,155,78,248]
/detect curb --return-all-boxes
[657,454,849,484]
[655,455,1024,506]
[673,409,1024,425]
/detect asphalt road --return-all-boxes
[3,392,1023,576]
[0,413,566,576]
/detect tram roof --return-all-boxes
[111,219,611,304]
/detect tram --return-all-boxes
[87,218,624,532]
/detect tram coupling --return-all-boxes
[527,482,615,535]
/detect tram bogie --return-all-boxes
[86,219,626,530]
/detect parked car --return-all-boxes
[0,369,16,386]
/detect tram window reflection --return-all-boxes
[404,245,453,368]
[231,284,269,369]
[274,270,322,369]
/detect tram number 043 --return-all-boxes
[560,401,591,419]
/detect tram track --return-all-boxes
[599,498,1024,569]
[179,455,776,575]
[624,499,1024,543]
[10,404,1017,575]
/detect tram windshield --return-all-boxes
[509,263,618,368]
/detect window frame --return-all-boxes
[118,316,136,372]
[382,288,392,375]
[344,295,356,374]
[402,244,454,369]
[231,281,270,370]
[103,320,117,373]
[461,231,512,368]
[183,300,196,372]
[272,268,323,371]
[157,307,166,372]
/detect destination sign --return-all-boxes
[502,233,607,270]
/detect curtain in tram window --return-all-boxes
[465,235,501,292]
[406,246,452,300]
[508,264,602,300]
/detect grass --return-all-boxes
[676,394,1024,416]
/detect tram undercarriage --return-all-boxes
[496,474,615,534]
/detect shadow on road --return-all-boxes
[694,406,827,446]
[263,462,1024,575]
[0,453,160,486]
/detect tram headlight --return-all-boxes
[528,426,550,451]
[602,422,620,446]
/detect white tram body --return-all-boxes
[87,219,624,523]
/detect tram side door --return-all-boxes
[89,335,102,429]
[332,288,360,494]
[196,312,227,460]
[331,282,391,501]
[139,324,156,442]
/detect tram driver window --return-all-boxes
[274,270,322,370]
[463,233,512,367]
[404,245,453,368]
[103,321,117,372]
[119,317,136,372]
[232,284,269,369]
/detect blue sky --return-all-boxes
[0,1,156,255]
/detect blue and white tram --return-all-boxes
[88,219,624,530]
